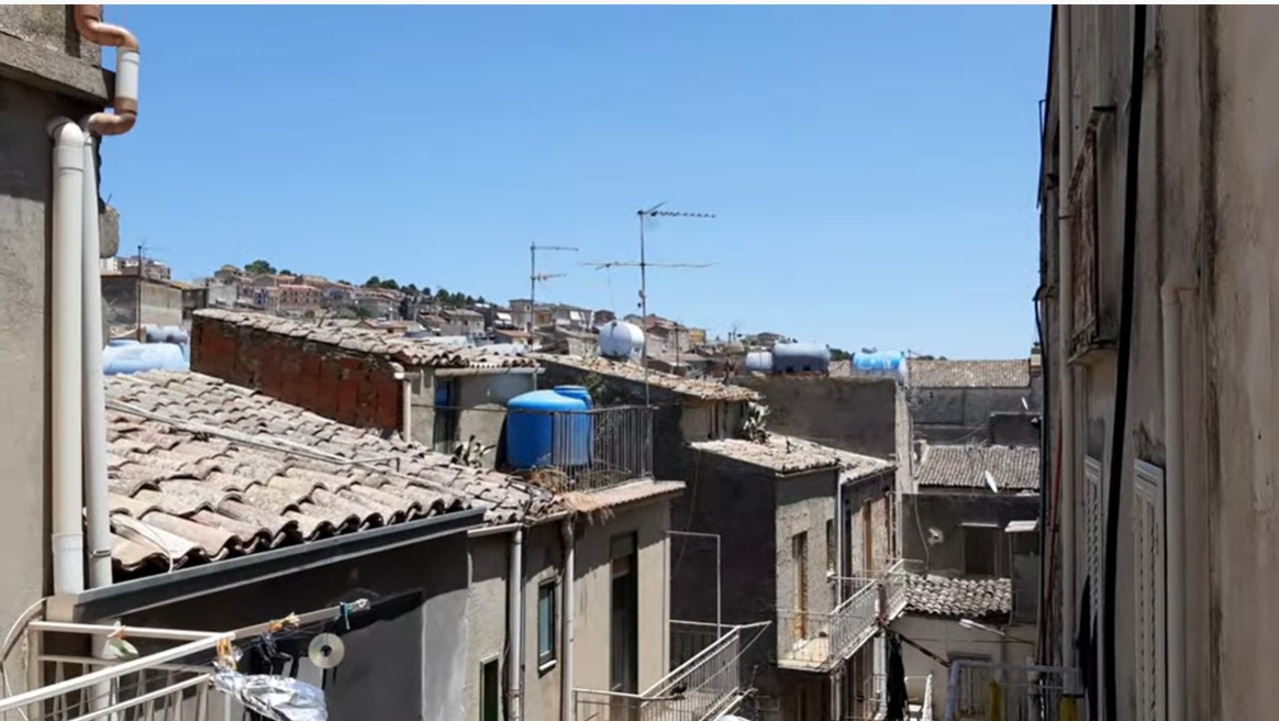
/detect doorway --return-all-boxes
[610,534,639,695]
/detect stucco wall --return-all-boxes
[0,12,111,660]
[410,370,536,457]
[572,499,672,695]
[774,468,839,620]
[102,275,183,328]
[115,531,473,721]
[734,375,904,460]
[908,385,1040,444]
[890,614,1036,719]
[902,492,1039,578]
[1038,7,1277,720]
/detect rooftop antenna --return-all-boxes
[584,202,715,405]
[529,243,578,332]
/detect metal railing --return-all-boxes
[0,620,229,721]
[433,403,653,492]
[777,578,877,672]
[575,621,768,721]
[941,660,1078,721]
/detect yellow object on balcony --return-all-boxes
[986,680,1002,721]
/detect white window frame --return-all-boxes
[1132,460,1167,721]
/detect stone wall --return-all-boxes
[191,314,403,432]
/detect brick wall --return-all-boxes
[191,314,402,432]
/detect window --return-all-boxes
[949,654,993,716]
[479,657,500,721]
[961,523,999,577]
[537,580,557,667]
[826,519,836,574]
[1133,461,1166,721]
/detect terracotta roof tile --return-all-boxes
[194,309,536,369]
[904,574,1012,618]
[907,359,1030,388]
[915,445,1040,491]
[103,371,558,575]
[530,353,760,402]
[690,434,893,478]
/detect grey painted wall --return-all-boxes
[908,381,1043,444]
[900,491,1039,578]
[112,531,473,721]
[0,7,112,659]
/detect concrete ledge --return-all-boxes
[0,30,112,105]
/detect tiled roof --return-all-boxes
[103,371,558,575]
[904,574,1012,618]
[916,444,1040,490]
[194,309,537,369]
[690,434,893,478]
[907,359,1030,388]
[530,353,760,402]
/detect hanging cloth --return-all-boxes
[886,634,908,721]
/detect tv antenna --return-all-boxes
[529,244,578,332]
[584,202,715,404]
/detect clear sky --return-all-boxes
[101,4,1050,359]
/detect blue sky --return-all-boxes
[101,4,1049,359]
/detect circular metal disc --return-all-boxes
[308,633,346,669]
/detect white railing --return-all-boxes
[575,621,768,721]
[920,674,933,721]
[942,660,1078,721]
[780,560,912,672]
[0,620,229,721]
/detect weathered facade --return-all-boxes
[0,3,116,656]
[905,358,1042,444]
[1034,7,1279,721]
[190,309,539,458]
[101,274,184,328]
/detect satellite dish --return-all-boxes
[927,528,945,545]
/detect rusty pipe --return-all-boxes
[74,5,139,136]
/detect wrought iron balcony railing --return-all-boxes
[575,620,769,721]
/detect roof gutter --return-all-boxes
[432,366,542,378]
[69,507,485,622]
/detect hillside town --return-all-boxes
[0,5,1269,721]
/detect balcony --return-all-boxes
[778,560,911,673]
[0,620,229,721]
[438,402,653,492]
[941,660,1078,721]
[575,620,770,721]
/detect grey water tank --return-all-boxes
[772,343,831,374]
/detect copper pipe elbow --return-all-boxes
[85,112,136,137]
[74,5,139,52]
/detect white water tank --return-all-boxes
[598,320,645,361]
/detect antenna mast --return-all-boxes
[529,243,578,332]
[584,202,715,405]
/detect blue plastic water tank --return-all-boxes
[853,351,904,373]
[772,343,831,374]
[552,386,594,466]
[103,342,189,376]
[744,351,773,374]
[506,390,590,469]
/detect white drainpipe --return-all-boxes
[81,132,112,591]
[560,519,575,721]
[1161,277,1193,721]
[1054,6,1076,676]
[507,527,524,721]
[47,118,87,597]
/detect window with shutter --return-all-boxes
[1132,461,1167,721]
[1084,457,1103,624]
